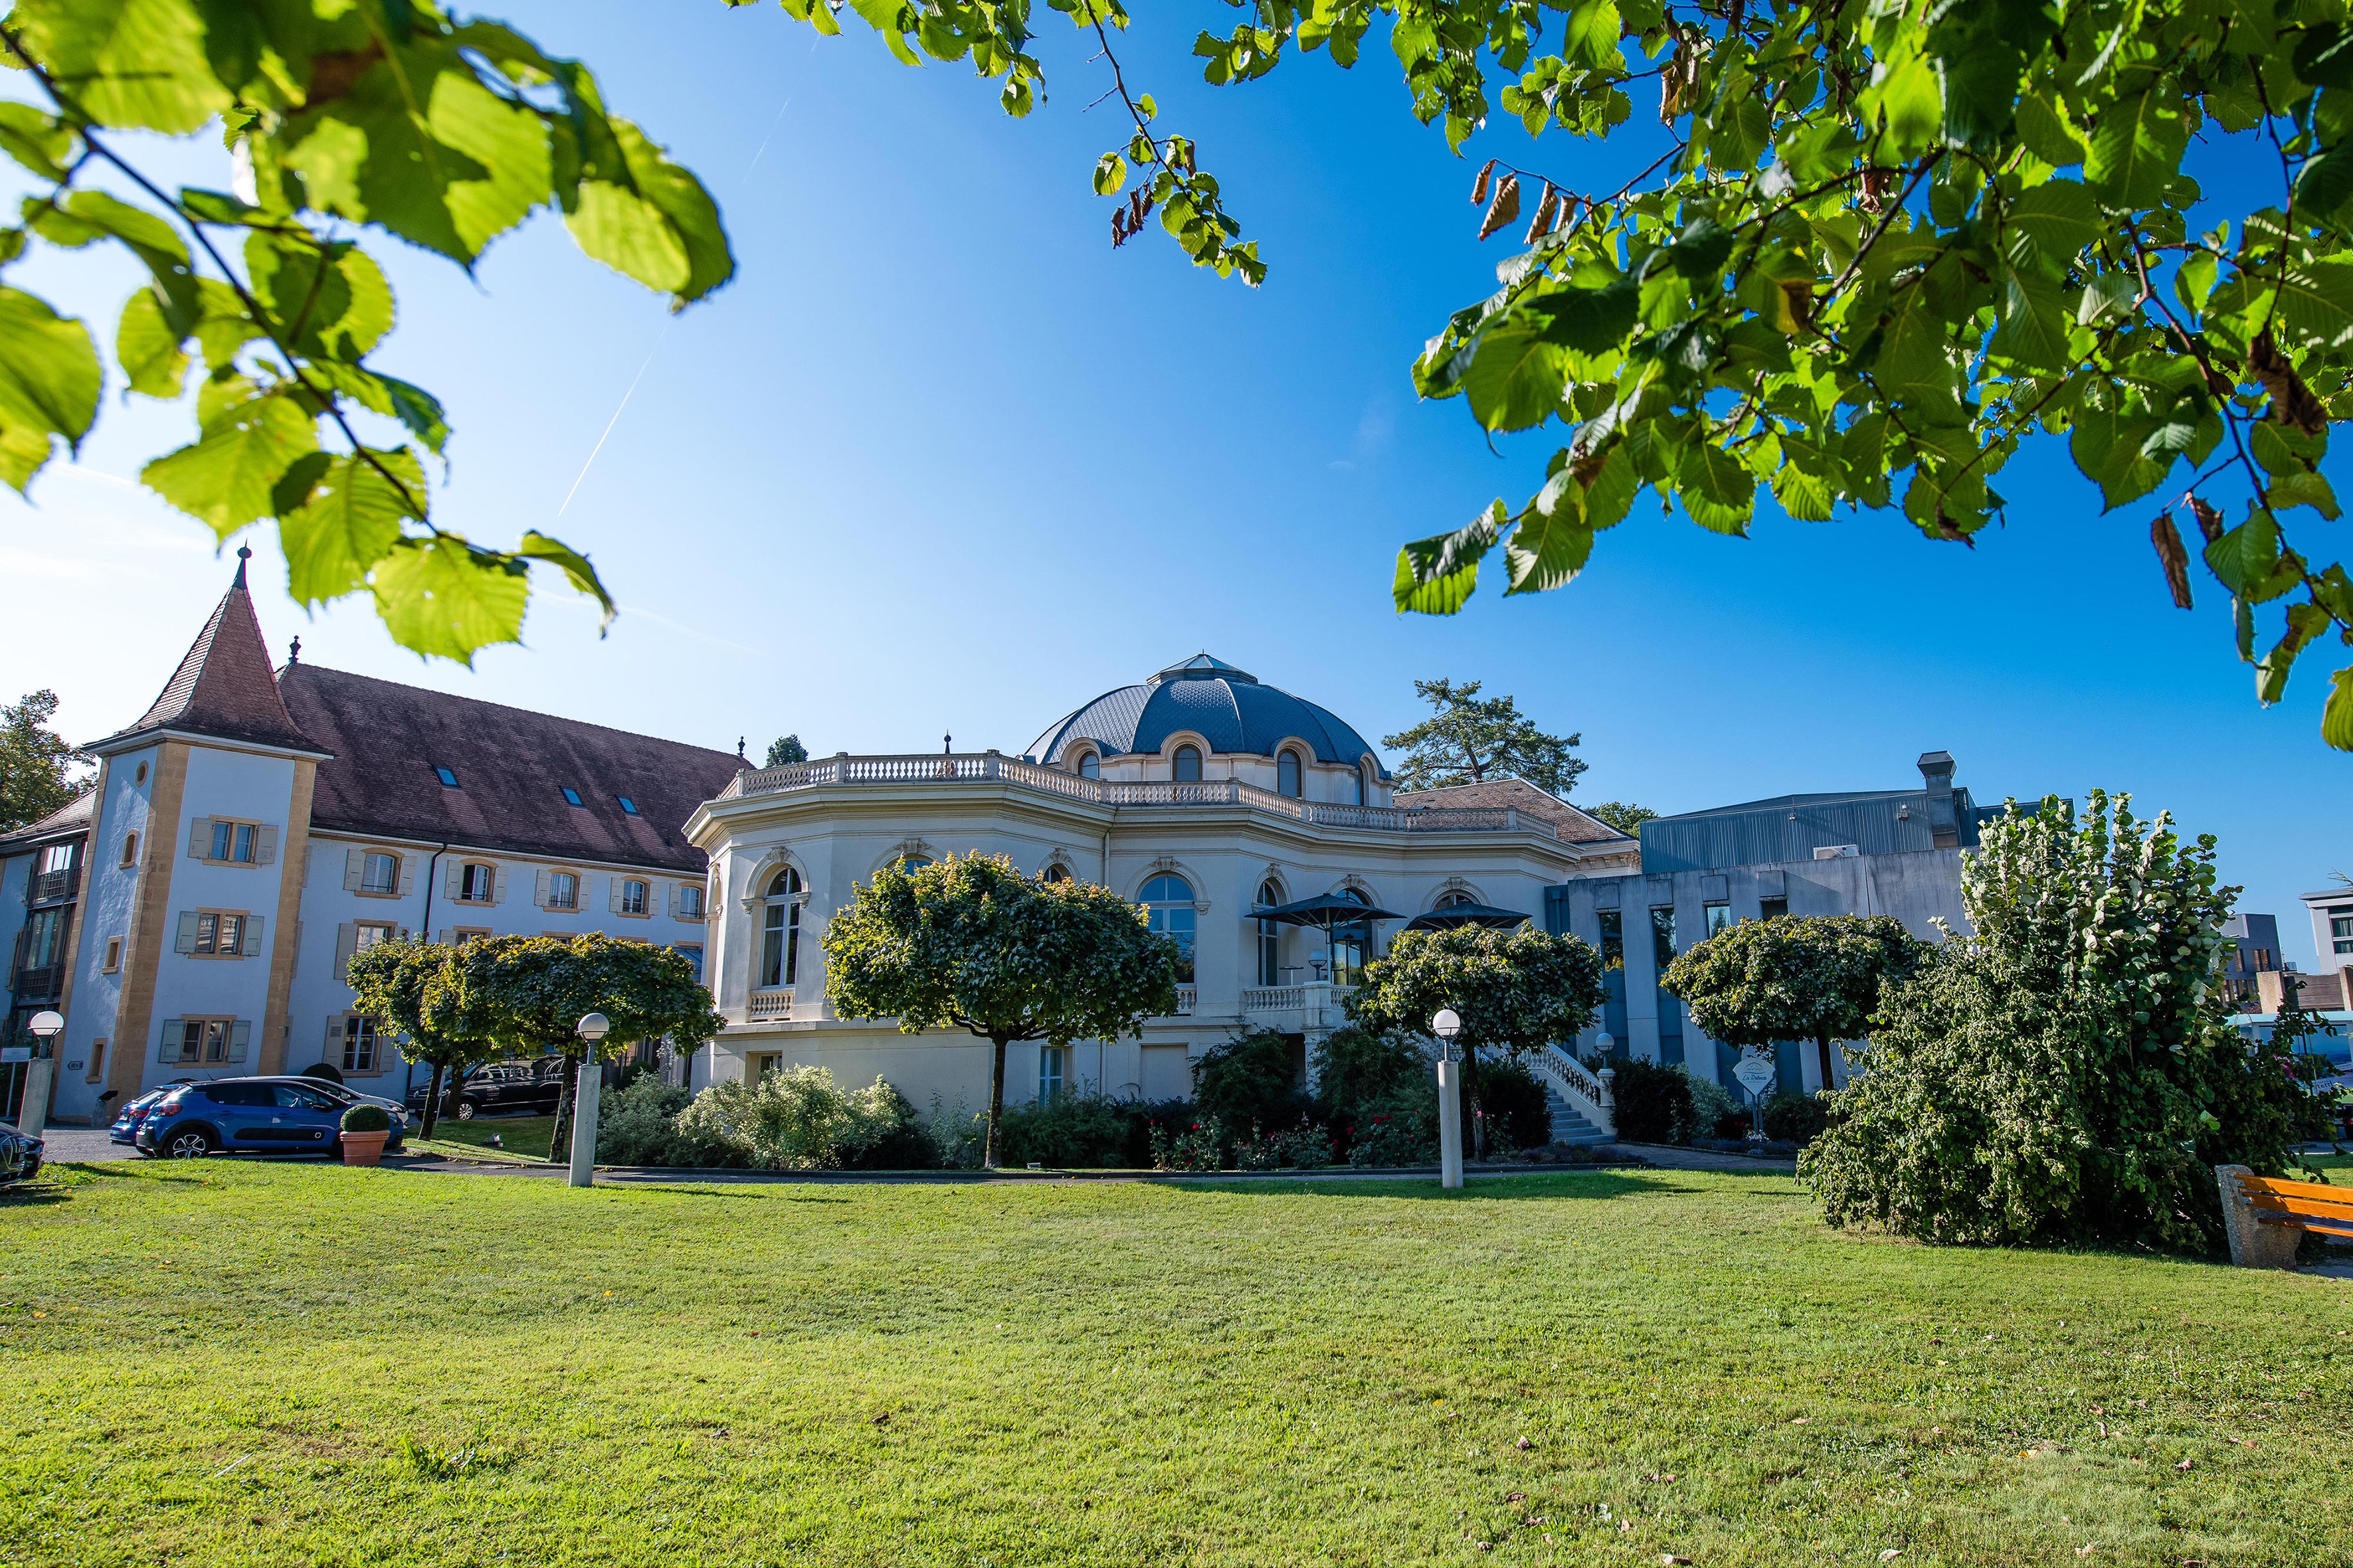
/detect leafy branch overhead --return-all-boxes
[1,0,734,663]
[760,0,2353,750]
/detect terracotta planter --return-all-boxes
[339,1130,390,1168]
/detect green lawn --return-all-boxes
[407,1113,555,1162]
[2,1163,2347,1568]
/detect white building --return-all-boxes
[1,555,735,1124]
[684,653,1637,1111]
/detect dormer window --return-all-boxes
[561,788,584,807]
[1277,750,1301,798]
[435,767,460,788]
[1172,744,1202,783]
[617,796,639,814]
[1351,763,1368,806]
[1076,750,1099,780]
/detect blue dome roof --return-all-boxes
[1026,655,1388,774]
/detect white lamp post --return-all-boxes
[1431,1007,1464,1191]
[18,1010,62,1139]
[569,1012,611,1189]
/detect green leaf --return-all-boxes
[1093,152,1127,196]
[563,117,735,305]
[2083,89,2188,211]
[2265,468,2340,519]
[140,392,320,538]
[2068,398,2168,509]
[1677,442,1755,535]
[9,0,231,135]
[371,536,529,665]
[246,234,395,361]
[0,288,102,489]
[1988,268,2071,371]
[116,288,190,400]
[2270,260,2353,350]
[277,449,422,607]
[1463,321,1568,433]
[2324,667,2353,750]
[1862,50,1944,159]
[26,190,199,334]
[1581,444,1639,529]
[2015,92,2087,166]
[1504,485,1593,595]
[1533,280,1640,353]
[1394,501,1503,614]
[516,531,617,632]
[2257,604,2333,703]
[1657,220,1734,282]
[1563,0,1624,71]
[2202,511,2281,598]
[2295,22,2353,92]
[2002,181,2100,272]
[0,104,76,181]
[2296,140,2353,219]
[1770,460,1835,521]
[301,364,452,455]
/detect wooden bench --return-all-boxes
[2216,1164,2353,1268]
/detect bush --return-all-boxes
[1346,1097,1439,1166]
[1192,1029,1311,1135]
[1313,1025,1428,1160]
[998,1092,1155,1169]
[302,1061,345,1085]
[1232,1119,1335,1170]
[1608,1057,1695,1144]
[1687,1072,1748,1140]
[1762,1090,1828,1145]
[675,1066,903,1170]
[843,1083,939,1170]
[1150,1116,1224,1172]
[595,1075,743,1168]
[339,1102,391,1134]
[1472,1057,1552,1151]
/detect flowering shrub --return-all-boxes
[1149,1116,1224,1172]
[1232,1120,1334,1172]
[675,1065,904,1171]
[1347,1110,1437,1168]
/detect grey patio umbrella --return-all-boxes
[1403,901,1532,932]
[1250,892,1406,982]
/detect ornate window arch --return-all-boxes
[872,839,935,879]
[1276,746,1303,798]
[1066,744,1100,779]
[761,866,806,989]
[1254,875,1287,986]
[1138,863,1200,983]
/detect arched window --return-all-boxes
[1077,751,1099,780]
[1351,762,1370,806]
[761,867,802,988]
[1331,886,1371,986]
[1256,879,1283,986]
[1042,863,1071,883]
[1171,744,1202,783]
[1437,889,1474,911]
[894,855,932,874]
[1276,750,1301,798]
[1143,873,1196,982]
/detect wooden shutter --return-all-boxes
[398,855,416,897]
[535,869,550,907]
[485,866,501,905]
[157,1018,182,1064]
[666,883,680,918]
[241,915,265,958]
[227,1021,250,1063]
[434,928,452,946]
[188,818,211,857]
[328,1015,344,1058]
[255,824,278,865]
[175,911,200,953]
[343,848,364,891]
[444,862,462,901]
[608,876,622,915]
[335,922,357,984]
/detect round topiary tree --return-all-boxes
[1799,792,2332,1255]
[1661,913,1929,1091]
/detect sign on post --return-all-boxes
[1732,1053,1777,1098]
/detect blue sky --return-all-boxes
[4,4,2346,962]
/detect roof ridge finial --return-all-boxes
[287,636,300,665]
[233,545,252,589]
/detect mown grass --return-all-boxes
[407,1113,555,1162]
[1,1162,2347,1568]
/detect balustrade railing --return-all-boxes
[747,987,795,1021]
[716,751,1556,837]
[29,867,77,905]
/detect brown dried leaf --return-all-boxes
[2151,511,2194,608]
[1472,159,1496,207]
[1525,186,1559,245]
[2251,329,2327,436]
[1478,175,1522,242]
[2188,495,2225,545]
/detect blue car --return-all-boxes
[135,1077,407,1160]
[108,1087,177,1148]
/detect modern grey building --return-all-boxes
[1544,751,2012,1097]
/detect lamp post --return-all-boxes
[18,1011,62,1138]
[1431,1007,1463,1191]
[569,1012,610,1189]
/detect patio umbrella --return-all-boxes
[1403,901,1532,932]
[1250,892,1406,982]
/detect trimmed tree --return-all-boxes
[1799,793,2330,1255]
[346,936,471,1140]
[822,853,1180,1169]
[1347,924,1604,1157]
[432,933,723,1164]
[1661,914,1929,1091]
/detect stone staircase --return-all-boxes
[1541,1084,1610,1146]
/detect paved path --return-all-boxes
[29,1128,121,1163]
[1609,1142,1798,1173]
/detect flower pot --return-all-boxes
[339,1130,390,1168]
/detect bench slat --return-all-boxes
[2239,1176,2348,1201]
[2247,1193,2353,1221]
[2253,1214,2353,1239]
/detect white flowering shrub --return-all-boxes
[676,1066,904,1171]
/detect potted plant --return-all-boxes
[339,1103,393,1168]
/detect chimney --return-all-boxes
[1917,750,1959,849]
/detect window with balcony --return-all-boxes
[1143,874,1196,982]
[547,871,579,911]
[1257,879,1283,986]
[620,879,648,916]
[1277,750,1301,798]
[679,883,704,918]
[18,908,64,974]
[1172,744,1202,783]
[36,844,72,875]
[762,868,802,988]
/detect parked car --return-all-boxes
[136,1077,408,1160]
[263,1075,406,1120]
[0,1124,42,1185]
[108,1087,180,1148]
[405,1061,565,1120]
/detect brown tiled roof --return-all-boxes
[0,787,95,848]
[1394,777,1636,846]
[95,553,324,755]
[278,665,741,874]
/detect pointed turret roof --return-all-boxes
[92,550,327,756]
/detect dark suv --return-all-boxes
[405,1060,565,1120]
